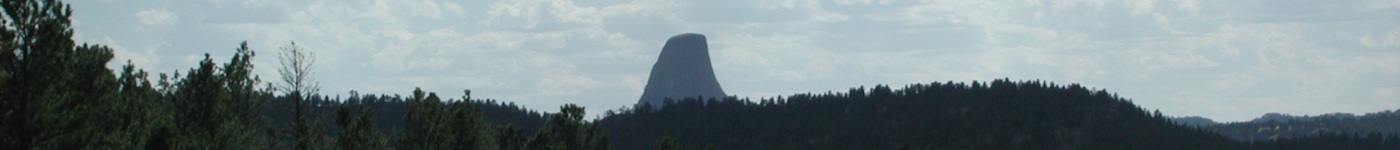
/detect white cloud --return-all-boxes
[536,74,602,96]
[1126,47,1219,69]
[1211,73,1261,92]
[133,9,176,28]
[99,36,160,69]
[405,0,465,19]
[1361,0,1400,11]
[899,1,999,25]
[1123,0,1155,16]
[714,33,838,81]
[1360,26,1400,48]
[485,0,548,29]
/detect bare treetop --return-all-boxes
[278,41,319,96]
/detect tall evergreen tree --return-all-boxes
[448,89,498,149]
[334,101,387,150]
[0,0,164,148]
[394,88,444,149]
[393,88,498,149]
[529,104,611,150]
[655,136,681,150]
[165,42,267,149]
[497,125,529,150]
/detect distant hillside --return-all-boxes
[598,79,1248,150]
[1169,116,1218,127]
[1173,110,1400,141]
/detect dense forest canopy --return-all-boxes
[2,0,1397,149]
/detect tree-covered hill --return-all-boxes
[594,79,1398,150]
[1173,110,1400,141]
[255,79,1400,150]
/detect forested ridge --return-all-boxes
[599,80,1225,149]
[597,80,1400,150]
[1171,109,1400,142]
[3,0,1398,149]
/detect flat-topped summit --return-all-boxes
[637,33,726,107]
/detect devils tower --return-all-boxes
[637,33,726,107]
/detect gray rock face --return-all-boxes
[637,33,726,107]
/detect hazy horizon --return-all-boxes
[69,0,1399,122]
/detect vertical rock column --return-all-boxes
[637,33,726,107]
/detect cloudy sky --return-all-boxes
[70,0,1398,122]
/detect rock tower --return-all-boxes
[637,33,726,107]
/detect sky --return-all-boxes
[68,0,1399,122]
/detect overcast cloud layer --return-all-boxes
[70,0,1399,122]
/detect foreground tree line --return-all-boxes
[0,0,606,149]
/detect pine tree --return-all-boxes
[394,88,441,149]
[448,89,498,149]
[334,102,387,150]
[528,104,611,150]
[655,136,681,150]
[166,43,267,149]
[497,125,529,150]
[0,0,167,148]
[394,88,499,149]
